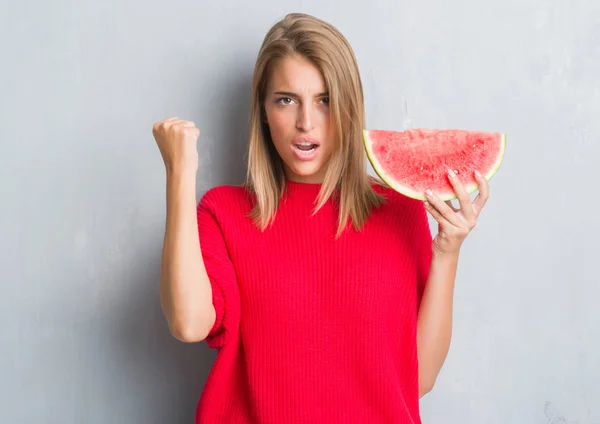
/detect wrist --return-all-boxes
[166,166,197,180]
[166,169,197,195]
[431,248,460,263]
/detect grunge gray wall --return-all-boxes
[1,0,598,422]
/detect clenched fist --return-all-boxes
[153,117,200,175]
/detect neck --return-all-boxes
[283,167,326,185]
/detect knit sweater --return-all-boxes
[194,180,433,424]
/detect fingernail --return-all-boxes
[448,169,456,178]
[426,189,433,197]
[475,170,482,177]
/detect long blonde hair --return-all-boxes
[245,12,386,238]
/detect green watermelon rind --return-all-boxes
[363,129,506,202]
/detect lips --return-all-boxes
[291,137,320,161]
[295,143,317,151]
[292,137,320,150]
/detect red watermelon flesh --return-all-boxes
[363,129,506,201]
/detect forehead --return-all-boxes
[266,54,326,94]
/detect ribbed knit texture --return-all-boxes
[195,180,432,424]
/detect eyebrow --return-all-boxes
[273,91,329,97]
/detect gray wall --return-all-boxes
[1,0,598,423]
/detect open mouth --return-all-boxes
[293,142,319,152]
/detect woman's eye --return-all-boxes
[275,97,328,105]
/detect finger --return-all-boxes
[445,200,459,213]
[447,169,476,221]
[424,201,451,226]
[472,170,490,215]
[178,121,196,128]
[425,190,463,227]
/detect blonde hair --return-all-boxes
[245,12,386,238]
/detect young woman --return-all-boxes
[153,12,489,424]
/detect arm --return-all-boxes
[159,169,216,342]
[417,168,490,397]
[416,250,458,397]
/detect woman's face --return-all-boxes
[263,54,335,184]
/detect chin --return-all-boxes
[287,162,325,182]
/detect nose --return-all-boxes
[296,103,314,132]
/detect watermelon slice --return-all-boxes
[363,128,506,201]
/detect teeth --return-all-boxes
[295,143,317,152]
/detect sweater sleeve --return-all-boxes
[414,201,433,311]
[196,190,241,349]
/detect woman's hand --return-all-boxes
[153,117,201,176]
[423,169,490,256]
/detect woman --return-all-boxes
[153,12,489,424]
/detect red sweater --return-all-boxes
[194,180,432,423]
